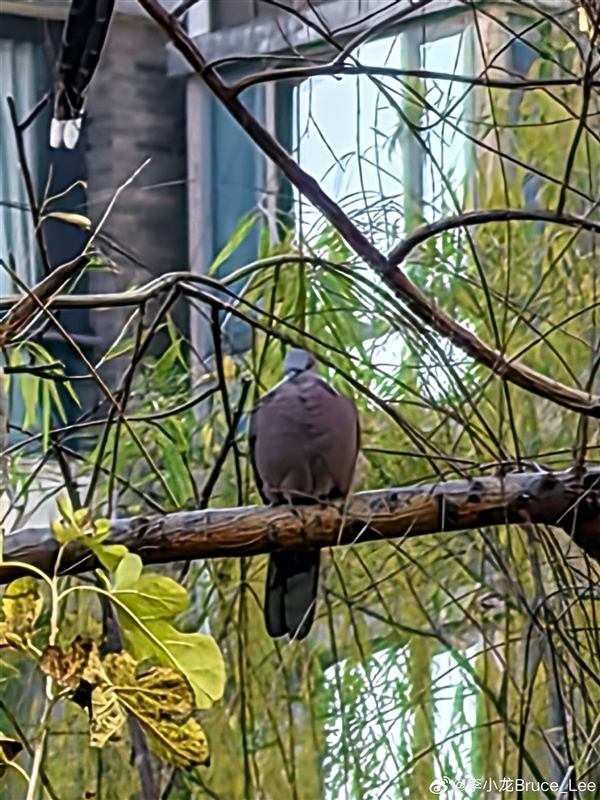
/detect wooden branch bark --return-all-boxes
[3,469,600,584]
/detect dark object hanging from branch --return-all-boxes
[51,0,115,149]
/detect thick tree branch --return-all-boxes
[3,469,600,584]
[135,0,600,418]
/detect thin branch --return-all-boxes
[17,91,51,133]
[199,379,250,508]
[3,468,600,584]
[556,47,598,214]
[207,307,245,506]
[330,0,437,65]
[7,96,52,276]
[231,64,596,97]
[102,595,159,800]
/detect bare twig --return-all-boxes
[231,64,596,97]
[199,378,250,508]
[17,91,51,133]
[7,96,52,276]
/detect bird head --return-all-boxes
[283,349,316,377]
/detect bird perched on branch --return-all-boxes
[51,0,115,149]
[249,349,359,641]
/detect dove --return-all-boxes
[249,349,359,640]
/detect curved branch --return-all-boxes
[387,209,600,266]
[0,256,325,311]
[3,469,600,584]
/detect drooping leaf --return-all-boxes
[142,716,209,768]
[89,685,127,748]
[118,618,224,710]
[161,441,191,507]
[40,636,106,692]
[209,212,258,275]
[43,211,92,230]
[109,560,224,708]
[107,655,194,720]
[20,369,38,430]
[40,640,127,747]
[1,577,43,640]
[104,653,210,766]
[153,339,183,383]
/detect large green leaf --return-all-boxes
[113,554,189,620]
[111,555,224,708]
[116,617,224,710]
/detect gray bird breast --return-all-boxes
[250,372,359,504]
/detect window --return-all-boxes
[292,17,474,391]
[295,20,474,245]
[0,31,46,291]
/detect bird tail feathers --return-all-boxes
[265,550,320,641]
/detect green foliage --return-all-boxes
[1,577,43,645]
[0,500,225,796]
[52,498,127,571]
[209,211,259,275]
[5,341,78,450]
[111,553,225,709]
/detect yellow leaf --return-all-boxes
[105,653,210,767]
[221,354,236,380]
[40,636,107,691]
[89,685,127,748]
[578,6,591,33]
[43,211,91,230]
[2,577,43,640]
[142,716,209,768]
